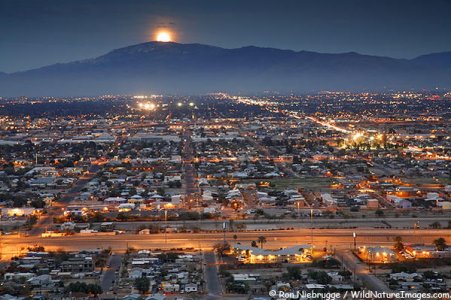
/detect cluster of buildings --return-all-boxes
[0,249,105,299]
[123,250,202,295]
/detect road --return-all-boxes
[203,251,222,299]
[338,250,391,293]
[81,215,451,232]
[182,128,200,206]
[101,254,122,293]
[30,164,100,235]
[1,228,450,260]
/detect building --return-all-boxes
[358,246,396,263]
[60,257,94,273]
[232,244,313,264]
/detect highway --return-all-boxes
[1,228,450,260]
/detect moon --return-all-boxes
[156,31,172,42]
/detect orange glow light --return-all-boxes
[155,31,172,42]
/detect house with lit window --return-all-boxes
[232,244,313,264]
[358,246,396,263]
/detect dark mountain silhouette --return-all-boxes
[1,42,450,96]
[411,51,451,69]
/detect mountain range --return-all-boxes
[1,42,451,96]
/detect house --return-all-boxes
[161,283,180,292]
[123,294,142,300]
[390,272,421,282]
[27,274,52,287]
[145,294,165,300]
[60,257,94,273]
[327,272,344,282]
[28,177,56,188]
[129,268,144,279]
[139,229,151,235]
[2,207,37,217]
[184,283,198,293]
[232,274,259,282]
[4,273,35,281]
[104,197,127,205]
[60,222,76,231]
[394,198,412,209]
[233,244,313,264]
[359,246,396,263]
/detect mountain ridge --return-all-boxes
[1,42,451,96]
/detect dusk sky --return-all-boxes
[1,0,451,73]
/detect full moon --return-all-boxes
[156,31,172,42]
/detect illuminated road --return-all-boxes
[1,228,450,260]
[338,250,392,293]
[305,116,350,133]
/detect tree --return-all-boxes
[375,209,384,217]
[134,276,150,294]
[285,266,302,280]
[338,270,352,279]
[393,236,404,252]
[213,242,230,256]
[309,270,332,284]
[257,236,267,249]
[87,284,102,296]
[232,234,238,241]
[429,221,442,229]
[433,237,447,251]
[235,223,247,231]
[66,282,102,295]
[251,241,258,247]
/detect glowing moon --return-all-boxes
[156,31,172,42]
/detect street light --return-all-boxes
[353,232,356,251]
[164,210,168,245]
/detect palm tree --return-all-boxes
[257,236,267,249]
[393,236,404,252]
[433,237,447,251]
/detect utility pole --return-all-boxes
[310,209,313,245]
[223,222,227,245]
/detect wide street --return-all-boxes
[203,251,222,299]
[101,254,122,293]
[1,228,450,260]
[80,215,451,232]
[337,250,392,293]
